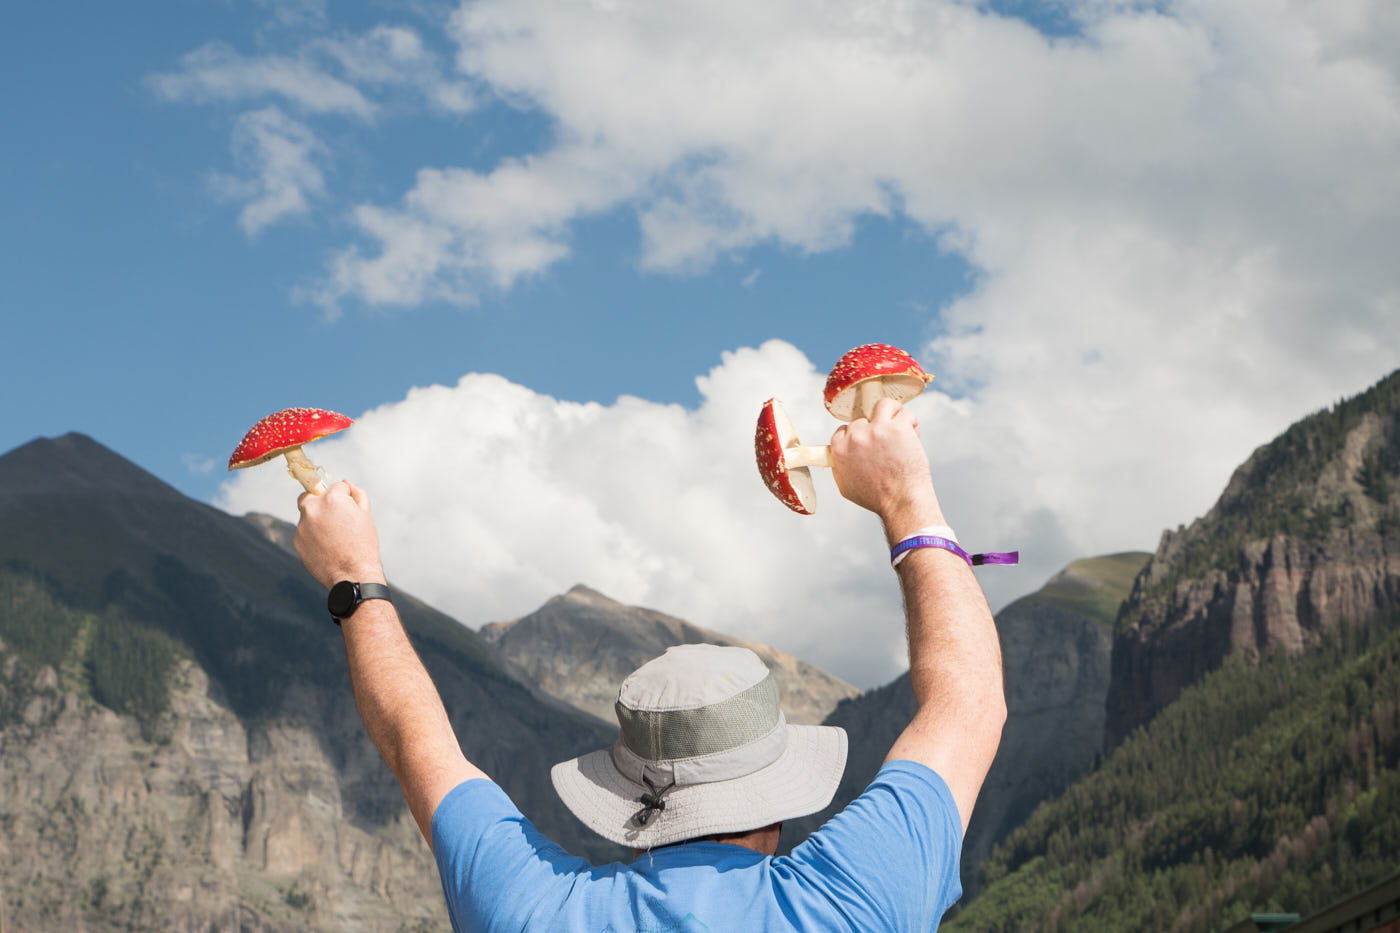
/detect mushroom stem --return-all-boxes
[855,380,884,420]
[282,447,328,495]
[783,445,833,470]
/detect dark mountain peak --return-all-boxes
[0,431,280,611]
[0,431,187,505]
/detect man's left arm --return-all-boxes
[295,481,484,846]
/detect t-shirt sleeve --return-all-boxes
[781,760,964,931]
[431,779,592,933]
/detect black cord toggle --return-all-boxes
[632,775,676,827]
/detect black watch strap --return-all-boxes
[328,581,393,626]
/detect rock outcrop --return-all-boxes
[1106,370,1400,749]
[481,584,858,726]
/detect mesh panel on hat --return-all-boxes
[616,674,781,760]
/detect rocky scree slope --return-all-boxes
[0,433,616,932]
[1107,368,1400,748]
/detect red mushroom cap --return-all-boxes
[755,398,817,515]
[228,407,354,470]
[823,343,933,421]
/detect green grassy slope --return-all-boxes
[1019,552,1152,627]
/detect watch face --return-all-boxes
[327,581,359,618]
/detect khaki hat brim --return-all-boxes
[551,724,848,849]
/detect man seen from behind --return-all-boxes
[293,397,1007,931]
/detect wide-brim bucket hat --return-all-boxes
[551,644,848,848]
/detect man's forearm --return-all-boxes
[293,481,483,844]
[881,496,1002,701]
[882,499,1007,831]
[340,600,484,844]
[894,545,1004,714]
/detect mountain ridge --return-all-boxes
[480,582,858,726]
[946,367,1400,930]
[0,433,618,932]
[1107,369,1400,747]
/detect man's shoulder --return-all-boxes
[774,757,964,923]
[822,757,958,823]
[433,777,508,833]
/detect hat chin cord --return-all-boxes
[632,776,677,827]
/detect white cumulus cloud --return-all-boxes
[151,25,474,121]
[255,0,327,31]
[202,0,1400,687]
[302,0,1400,574]
[309,25,476,115]
[216,341,1003,688]
[209,107,327,236]
[317,143,638,308]
[317,0,1400,316]
[149,41,375,118]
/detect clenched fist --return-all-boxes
[830,398,946,542]
[295,480,386,589]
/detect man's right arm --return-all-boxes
[830,399,1007,834]
[295,481,485,846]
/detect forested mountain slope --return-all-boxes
[951,369,1400,931]
[948,609,1400,933]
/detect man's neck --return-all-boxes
[633,822,782,860]
[709,822,781,855]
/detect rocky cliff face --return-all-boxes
[1106,370,1400,749]
[0,648,449,932]
[481,584,858,726]
[0,434,617,931]
[785,553,1146,894]
[962,592,1118,883]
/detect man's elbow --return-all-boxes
[975,688,1007,750]
[989,674,1007,725]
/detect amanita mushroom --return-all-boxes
[228,407,354,495]
[755,398,833,514]
[824,343,934,421]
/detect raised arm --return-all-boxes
[295,481,485,846]
[830,399,1006,834]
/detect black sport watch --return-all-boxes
[327,581,392,626]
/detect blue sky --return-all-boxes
[6,0,1398,685]
[3,1,966,502]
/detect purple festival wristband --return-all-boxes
[889,535,1020,568]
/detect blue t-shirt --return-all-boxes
[431,760,963,932]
